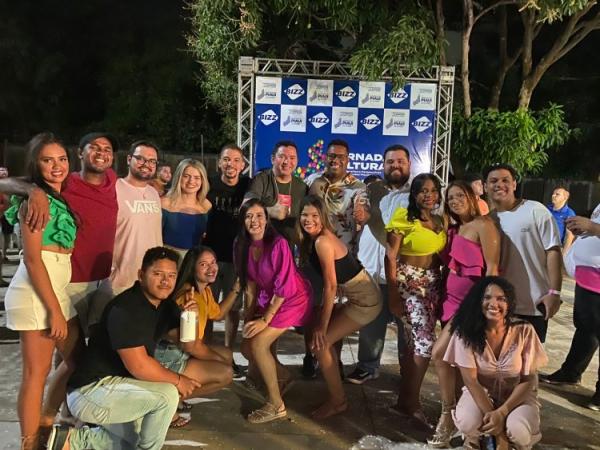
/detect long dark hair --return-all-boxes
[234,198,278,289]
[450,276,517,354]
[444,180,481,225]
[24,132,76,221]
[173,245,216,299]
[297,195,335,266]
[407,173,441,222]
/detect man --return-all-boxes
[547,186,576,251]
[149,162,172,196]
[98,140,163,299]
[484,163,562,341]
[204,143,249,375]
[244,140,307,246]
[541,204,600,410]
[346,145,411,384]
[308,139,365,253]
[464,172,489,215]
[0,132,119,332]
[47,247,202,450]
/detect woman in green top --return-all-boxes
[4,133,80,450]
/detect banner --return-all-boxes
[253,76,437,179]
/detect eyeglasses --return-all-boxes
[327,153,347,161]
[132,154,158,167]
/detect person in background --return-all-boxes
[4,133,81,450]
[299,195,381,418]
[547,186,576,252]
[236,199,312,424]
[464,173,489,215]
[155,245,236,427]
[445,277,548,450]
[149,162,172,197]
[385,173,446,424]
[541,203,600,411]
[161,158,211,261]
[0,166,11,286]
[428,180,500,448]
[205,143,249,377]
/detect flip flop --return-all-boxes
[170,414,191,428]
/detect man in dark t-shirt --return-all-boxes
[48,248,201,450]
[204,144,249,366]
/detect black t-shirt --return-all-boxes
[68,282,180,389]
[205,175,250,262]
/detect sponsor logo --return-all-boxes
[335,86,356,102]
[360,114,381,130]
[284,83,305,100]
[258,109,278,126]
[282,115,303,126]
[334,116,355,129]
[388,88,408,103]
[308,112,330,129]
[413,93,433,107]
[411,116,432,132]
[385,116,407,129]
[361,92,382,105]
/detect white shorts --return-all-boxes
[5,251,76,331]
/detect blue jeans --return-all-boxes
[66,376,179,450]
[356,284,406,374]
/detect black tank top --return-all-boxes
[309,242,362,284]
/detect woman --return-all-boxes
[444,277,547,450]
[4,133,81,450]
[162,159,211,260]
[428,181,500,447]
[155,245,237,427]
[235,199,312,423]
[384,173,446,423]
[299,195,381,418]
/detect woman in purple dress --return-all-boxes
[235,199,312,423]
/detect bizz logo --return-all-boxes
[284,83,305,101]
[335,86,356,102]
[308,112,330,129]
[360,114,381,130]
[411,116,432,132]
[258,109,278,126]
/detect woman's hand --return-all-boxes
[481,407,508,435]
[388,286,405,318]
[181,287,198,313]
[242,319,267,339]
[310,324,328,353]
[48,309,68,341]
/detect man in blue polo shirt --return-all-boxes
[547,186,576,251]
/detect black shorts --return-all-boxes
[1,216,14,235]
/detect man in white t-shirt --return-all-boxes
[346,144,411,384]
[94,141,163,310]
[484,163,562,341]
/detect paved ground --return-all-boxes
[0,251,598,449]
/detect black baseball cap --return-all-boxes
[79,132,119,151]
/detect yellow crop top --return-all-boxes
[385,207,446,256]
[175,284,220,340]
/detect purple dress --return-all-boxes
[441,227,485,323]
[247,235,312,328]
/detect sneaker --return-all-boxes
[47,424,70,450]
[302,353,318,379]
[346,367,379,385]
[587,391,600,411]
[232,362,245,380]
[539,369,580,385]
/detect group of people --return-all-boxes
[1,131,598,450]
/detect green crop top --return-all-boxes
[385,207,446,256]
[6,194,77,249]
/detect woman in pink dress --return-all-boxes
[444,277,547,450]
[235,199,312,423]
[429,181,500,448]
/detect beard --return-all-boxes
[385,170,409,186]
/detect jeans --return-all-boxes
[356,284,406,374]
[67,376,179,450]
[559,284,600,384]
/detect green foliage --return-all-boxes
[522,0,593,23]
[453,104,576,176]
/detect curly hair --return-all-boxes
[450,276,517,354]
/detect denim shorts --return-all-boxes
[154,341,190,374]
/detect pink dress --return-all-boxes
[441,227,485,323]
[247,235,312,328]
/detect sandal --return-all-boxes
[170,414,191,428]
[247,402,287,424]
[178,400,193,412]
[427,408,457,448]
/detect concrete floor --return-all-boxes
[0,253,598,449]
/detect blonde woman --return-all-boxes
[161,159,211,260]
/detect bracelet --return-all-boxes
[548,289,561,296]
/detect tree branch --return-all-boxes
[474,0,519,24]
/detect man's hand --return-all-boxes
[353,202,370,226]
[181,287,198,313]
[26,187,50,232]
[567,215,600,236]
[388,286,405,318]
[177,374,202,398]
[539,293,561,320]
[267,203,289,221]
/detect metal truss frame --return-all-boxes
[238,56,455,184]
